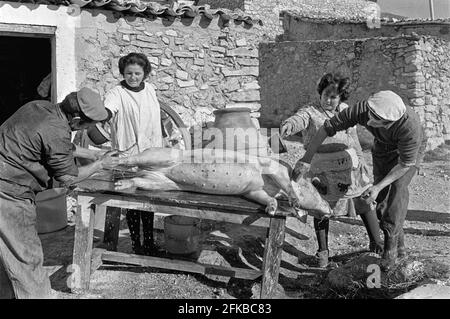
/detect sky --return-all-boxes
[377,0,450,19]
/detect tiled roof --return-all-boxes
[4,0,263,25]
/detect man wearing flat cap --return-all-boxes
[294,90,427,270]
[0,88,114,299]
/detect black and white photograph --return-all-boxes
[0,0,449,303]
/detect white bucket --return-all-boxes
[164,216,200,255]
[36,188,68,234]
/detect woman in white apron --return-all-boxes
[104,53,163,255]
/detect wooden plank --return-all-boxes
[76,193,286,228]
[93,204,107,232]
[75,177,294,216]
[101,251,261,280]
[102,206,122,251]
[260,217,286,299]
[77,191,291,218]
[71,196,95,292]
[0,23,55,37]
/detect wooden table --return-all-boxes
[71,177,289,298]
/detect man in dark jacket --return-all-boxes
[0,88,113,298]
[294,90,426,270]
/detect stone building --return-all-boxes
[260,12,450,149]
[0,0,265,131]
[199,0,449,149]
[0,0,447,149]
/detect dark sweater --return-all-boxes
[323,100,427,167]
[0,100,78,196]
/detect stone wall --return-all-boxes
[75,9,263,129]
[244,0,378,39]
[414,36,450,148]
[259,35,450,149]
[282,14,450,41]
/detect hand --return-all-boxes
[99,150,122,170]
[280,121,294,138]
[361,185,381,204]
[292,160,311,181]
[101,149,121,158]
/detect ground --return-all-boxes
[40,142,450,299]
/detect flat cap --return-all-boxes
[367,90,406,122]
[76,87,108,121]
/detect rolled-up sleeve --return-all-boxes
[397,126,422,167]
[324,101,367,137]
[42,129,78,178]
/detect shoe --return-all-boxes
[397,232,406,259]
[381,249,397,272]
[369,241,384,255]
[315,250,329,268]
[381,234,398,272]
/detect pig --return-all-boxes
[104,147,332,220]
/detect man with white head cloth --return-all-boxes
[294,90,427,270]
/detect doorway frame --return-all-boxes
[0,22,56,103]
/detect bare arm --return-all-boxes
[362,163,412,204]
[378,164,411,190]
[72,144,105,160]
[291,125,328,180]
[300,125,328,164]
[55,160,104,187]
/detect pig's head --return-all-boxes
[290,176,332,220]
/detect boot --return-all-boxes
[315,250,329,268]
[314,218,329,268]
[369,241,384,254]
[397,229,406,259]
[360,210,383,255]
[381,231,398,272]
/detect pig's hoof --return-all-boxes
[265,199,278,216]
[114,180,134,190]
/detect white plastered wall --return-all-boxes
[0,1,80,102]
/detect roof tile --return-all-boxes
[5,0,262,25]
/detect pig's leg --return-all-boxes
[114,173,181,191]
[261,160,299,207]
[117,147,183,169]
[243,189,278,216]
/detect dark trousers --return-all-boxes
[314,198,382,252]
[126,210,154,251]
[372,150,416,242]
[0,189,52,299]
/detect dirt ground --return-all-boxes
[40,142,450,299]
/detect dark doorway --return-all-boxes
[0,36,52,125]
